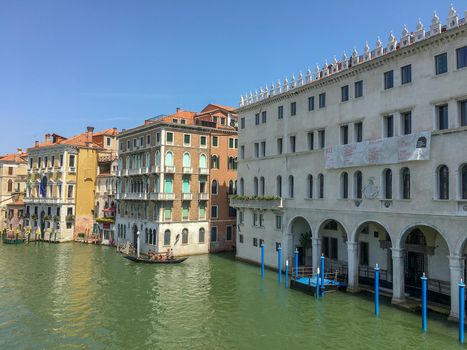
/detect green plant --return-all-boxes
[66,215,75,221]
[44,215,51,221]
[230,195,281,201]
[96,217,115,224]
[53,216,60,222]
[31,214,38,220]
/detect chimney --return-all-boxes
[45,133,51,143]
[86,126,94,145]
[17,148,22,155]
[176,107,181,113]
[113,127,118,134]
[35,140,39,148]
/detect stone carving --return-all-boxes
[363,178,380,199]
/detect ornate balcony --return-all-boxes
[150,192,175,201]
[152,165,161,173]
[199,193,209,200]
[165,166,176,173]
[182,167,192,174]
[199,167,209,175]
[182,193,192,200]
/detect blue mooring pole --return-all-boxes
[316,267,320,299]
[278,245,282,284]
[421,272,427,332]
[261,243,265,279]
[459,279,465,344]
[320,254,325,297]
[285,259,289,288]
[294,248,299,279]
[375,263,380,317]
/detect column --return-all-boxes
[391,248,405,303]
[347,241,359,292]
[312,237,320,270]
[449,255,464,320]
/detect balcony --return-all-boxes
[165,166,176,173]
[68,167,76,173]
[199,167,209,175]
[182,193,193,200]
[199,193,209,200]
[229,196,283,210]
[124,193,148,200]
[150,192,175,201]
[152,165,161,173]
[182,167,193,174]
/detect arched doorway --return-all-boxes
[289,216,312,266]
[132,224,138,248]
[317,219,348,275]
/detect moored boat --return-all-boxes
[123,254,188,264]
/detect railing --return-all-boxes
[165,166,175,173]
[199,167,209,175]
[182,193,192,200]
[68,167,76,173]
[182,167,192,174]
[427,278,450,295]
[151,165,161,173]
[359,265,390,281]
[150,193,175,200]
[124,193,148,200]
[290,266,341,283]
[199,193,209,200]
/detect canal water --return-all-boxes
[0,243,463,350]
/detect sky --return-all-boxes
[0,0,464,155]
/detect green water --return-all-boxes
[0,243,463,350]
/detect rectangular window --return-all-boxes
[289,136,296,153]
[240,145,245,160]
[183,134,191,146]
[146,135,151,146]
[260,141,266,157]
[401,64,412,84]
[211,227,218,242]
[341,125,349,145]
[278,106,284,119]
[51,156,55,167]
[182,203,189,220]
[220,117,225,125]
[437,104,449,130]
[200,136,207,147]
[341,85,349,102]
[67,185,73,198]
[277,138,283,155]
[166,132,174,144]
[435,53,448,75]
[127,140,131,149]
[308,96,315,111]
[211,205,218,218]
[290,102,297,116]
[199,202,206,219]
[69,155,75,168]
[156,132,161,144]
[254,143,259,158]
[229,138,234,148]
[359,242,369,266]
[401,111,412,135]
[275,215,282,229]
[212,136,218,147]
[240,117,245,129]
[172,118,178,123]
[460,100,467,127]
[318,130,325,149]
[384,70,394,89]
[354,122,363,142]
[44,156,48,167]
[384,115,394,137]
[319,93,326,108]
[239,234,244,243]
[307,132,314,150]
[457,46,467,69]
[354,80,363,98]
[253,212,258,227]
[239,211,244,225]
[253,237,258,247]
[164,205,171,221]
[255,113,260,125]
[261,111,267,123]
[259,213,264,227]
[199,229,205,243]
[226,226,233,241]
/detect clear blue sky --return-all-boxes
[0,0,464,154]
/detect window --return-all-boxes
[383,169,392,199]
[211,205,218,218]
[307,175,313,198]
[384,70,394,89]
[288,175,294,198]
[341,125,349,145]
[228,138,236,149]
[307,132,314,150]
[200,136,207,147]
[253,177,259,196]
[401,111,412,135]
[359,242,369,266]
[259,177,265,196]
[435,53,448,75]
[277,138,283,155]
[341,85,349,102]
[240,117,245,129]
[276,176,282,197]
[183,134,191,146]
[437,104,449,130]
[401,64,412,84]
[67,185,74,198]
[438,165,449,200]
[384,115,394,137]
[253,212,258,226]
[354,171,363,199]
[457,46,467,69]
[211,180,218,195]
[211,227,218,242]
[253,237,258,247]
[239,234,244,243]
[341,172,349,199]
[354,122,363,142]
[259,213,264,227]
[172,118,178,123]
[166,132,174,144]
[164,230,171,245]
[164,176,173,193]
[288,102,296,116]
[401,167,411,199]
[255,113,260,125]
[146,135,150,146]
[156,132,161,144]
[319,93,326,108]
[182,228,188,244]
[461,165,467,200]
[165,151,174,166]
[260,141,266,157]
[213,116,218,124]
[239,211,244,225]
[275,215,282,230]
[322,237,338,259]
[199,228,205,243]
[69,155,75,167]
[239,178,244,195]
[459,100,467,127]
[164,205,172,220]
[8,167,13,175]
[306,96,315,112]
[289,136,296,153]
[318,174,324,198]
[220,117,225,125]
[278,106,283,119]
[354,80,363,98]
[226,226,233,241]
[7,180,12,192]
[212,136,218,147]
[210,155,219,169]
[261,111,267,123]
[318,130,325,148]
[239,145,245,160]
[254,143,259,158]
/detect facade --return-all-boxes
[0,150,28,234]
[24,127,118,241]
[233,7,467,320]
[115,104,237,256]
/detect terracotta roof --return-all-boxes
[29,128,116,150]
[200,103,236,113]
[94,128,119,137]
[0,153,27,164]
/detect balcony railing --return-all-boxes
[182,193,192,200]
[199,193,209,200]
[68,167,76,173]
[152,165,161,173]
[165,166,176,173]
[124,193,148,200]
[150,192,175,201]
[199,167,209,175]
[229,196,283,210]
[182,167,192,174]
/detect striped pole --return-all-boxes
[459,279,465,344]
[261,243,265,279]
[375,264,380,317]
[285,259,289,288]
[278,245,282,283]
[421,272,427,332]
[320,254,325,296]
[294,248,299,279]
[316,267,320,299]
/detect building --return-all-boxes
[115,104,237,256]
[0,149,28,234]
[24,127,118,241]
[233,6,467,320]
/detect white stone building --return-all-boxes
[233,6,467,319]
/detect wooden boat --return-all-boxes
[2,237,25,244]
[123,254,188,264]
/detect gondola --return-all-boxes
[123,254,188,264]
[2,237,25,244]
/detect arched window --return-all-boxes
[354,171,362,199]
[199,228,205,243]
[318,174,324,198]
[239,178,244,195]
[253,177,259,196]
[7,179,13,193]
[341,172,349,199]
[401,167,411,199]
[211,180,218,195]
[164,229,171,245]
[383,168,392,199]
[259,177,265,196]
[164,177,173,193]
[438,165,449,200]
[182,177,190,193]
[154,175,160,193]
[228,180,234,194]
[118,157,122,170]
[155,151,161,166]
[307,175,313,198]
[462,164,467,200]
[40,176,47,198]
[276,176,282,197]
[165,151,174,166]
[183,153,191,167]
[211,155,219,169]
[146,152,150,168]
[288,175,294,198]
[145,228,149,243]
[182,228,188,244]
[199,154,207,168]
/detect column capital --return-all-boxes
[312,237,320,244]
[391,247,405,258]
[449,255,465,269]
[347,241,358,249]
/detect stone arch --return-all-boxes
[350,219,393,243]
[287,215,313,266]
[396,222,452,253]
[316,218,350,241]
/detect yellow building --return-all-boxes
[24,127,118,241]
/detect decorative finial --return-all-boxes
[402,24,409,37]
[342,50,348,60]
[416,18,423,30]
